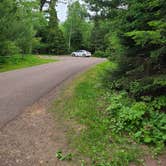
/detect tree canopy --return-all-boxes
[0,0,44,60]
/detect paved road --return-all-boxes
[0,56,105,128]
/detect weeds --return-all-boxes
[0,54,56,72]
[53,61,144,165]
[56,150,73,161]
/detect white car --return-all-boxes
[71,50,91,57]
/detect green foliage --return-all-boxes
[85,0,166,74]
[56,150,73,161]
[62,1,92,51]
[126,30,162,46]
[105,69,166,149]
[0,0,44,59]
[70,30,83,51]
[53,60,165,164]
[94,50,110,58]
[107,92,166,148]
[106,32,124,59]
[53,62,142,165]
[0,54,56,72]
[0,41,20,63]
[37,0,67,55]
[90,20,110,53]
[87,1,166,152]
[46,27,67,55]
[0,0,67,57]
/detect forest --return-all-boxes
[0,0,166,165]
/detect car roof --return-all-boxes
[77,50,86,52]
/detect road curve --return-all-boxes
[0,56,105,128]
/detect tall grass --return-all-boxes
[0,54,56,72]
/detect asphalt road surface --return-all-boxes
[0,56,105,128]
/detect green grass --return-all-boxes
[0,54,57,72]
[52,61,144,166]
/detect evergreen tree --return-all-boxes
[71,29,83,51]
[0,0,43,62]
[90,20,109,53]
[84,0,166,104]
[39,0,67,55]
[85,0,166,75]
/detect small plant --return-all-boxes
[106,91,166,151]
[56,150,73,161]
[81,160,86,166]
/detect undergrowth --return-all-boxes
[105,63,166,155]
[52,59,166,165]
[53,61,157,165]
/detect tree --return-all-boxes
[85,0,166,74]
[84,0,125,54]
[71,30,83,50]
[63,1,92,51]
[47,0,67,54]
[90,20,110,53]
[0,0,43,63]
[38,0,67,55]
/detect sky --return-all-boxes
[56,0,84,22]
[56,2,68,22]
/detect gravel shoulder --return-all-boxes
[0,83,73,166]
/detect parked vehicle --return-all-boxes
[71,50,92,57]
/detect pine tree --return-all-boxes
[46,0,67,55]
[0,0,43,63]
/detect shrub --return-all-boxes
[0,41,20,57]
[0,41,20,64]
[94,50,110,57]
[106,91,166,149]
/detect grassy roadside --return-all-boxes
[0,54,57,72]
[52,61,149,165]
